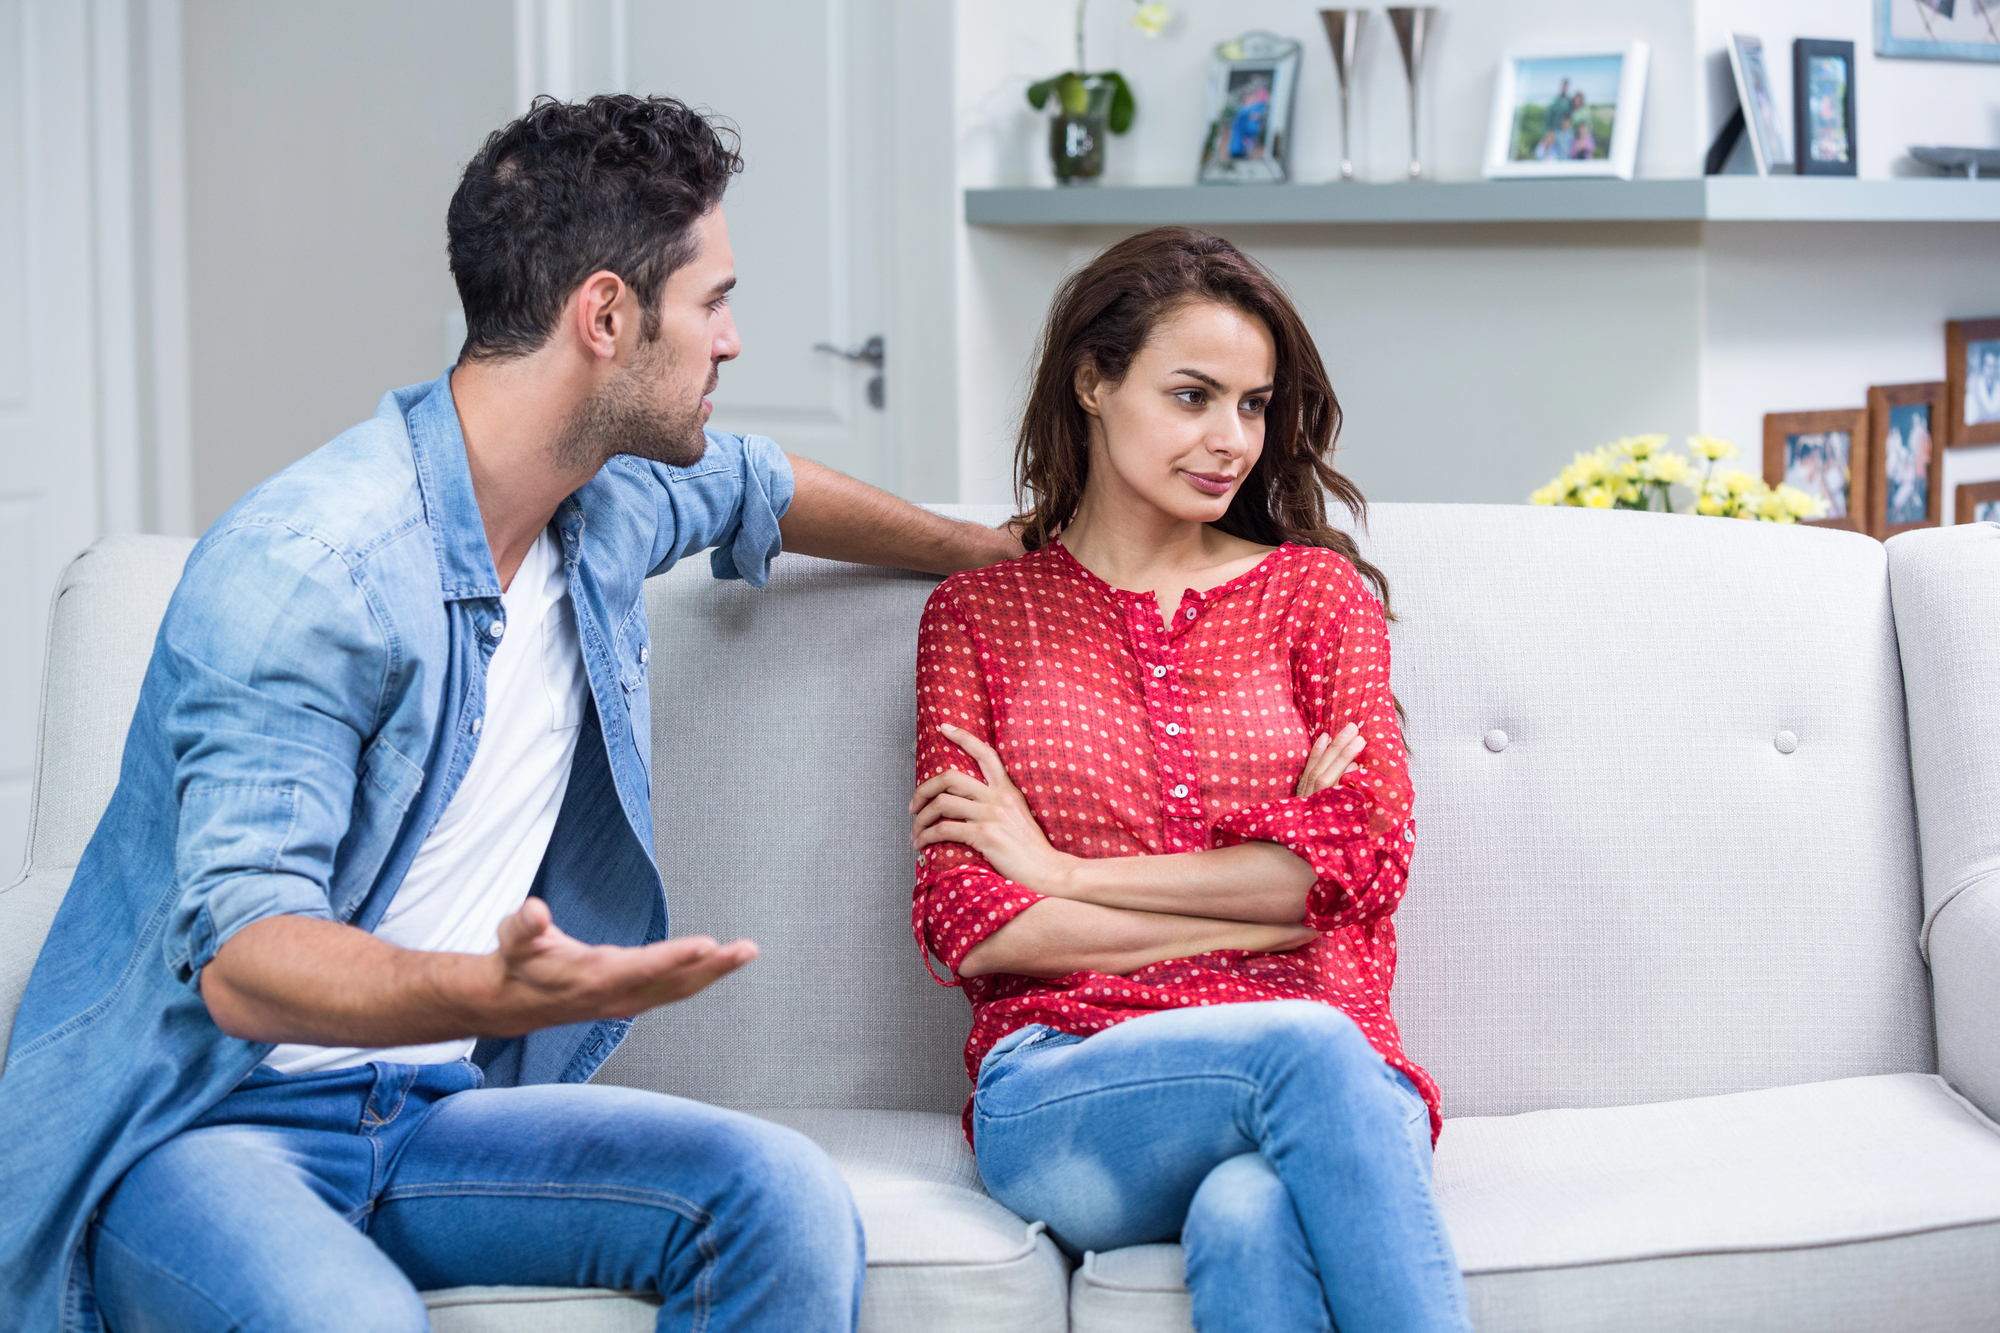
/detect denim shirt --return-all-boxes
[0,371,793,1332]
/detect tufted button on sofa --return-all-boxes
[5,505,1999,1331]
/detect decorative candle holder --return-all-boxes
[1317,10,1369,181]
[1388,7,1437,179]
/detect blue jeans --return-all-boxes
[87,1061,864,1333]
[972,1001,1471,1333]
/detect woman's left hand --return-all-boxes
[911,725,1077,894]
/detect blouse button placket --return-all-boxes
[1125,596,1205,853]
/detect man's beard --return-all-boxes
[551,337,713,472]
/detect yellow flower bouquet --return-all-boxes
[1530,435,1827,523]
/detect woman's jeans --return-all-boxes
[87,1060,865,1333]
[972,1001,1472,1333]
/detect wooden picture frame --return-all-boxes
[1764,408,1869,532]
[1792,38,1856,177]
[1955,478,2000,526]
[1945,318,2000,448]
[1867,382,1946,538]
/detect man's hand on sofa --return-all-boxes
[198,907,758,1046]
[780,454,1023,575]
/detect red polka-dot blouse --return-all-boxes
[912,540,1440,1144]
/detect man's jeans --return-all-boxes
[972,1001,1472,1333]
[87,1061,865,1333]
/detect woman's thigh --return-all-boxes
[972,1000,1386,1254]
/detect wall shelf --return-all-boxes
[964,178,2000,227]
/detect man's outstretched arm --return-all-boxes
[199,899,757,1045]
[780,454,1022,575]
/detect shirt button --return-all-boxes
[490,621,506,639]
[640,645,649,665]
[1152,665,1167,678]
[1185,608,1196,620]
[471,717,483,735]
[1165,723,1181,736]
[1172,783,1189,798]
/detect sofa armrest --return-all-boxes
[1928,875,2000,1121]
[1887,524,2000,1122]
[0,871,70,1066]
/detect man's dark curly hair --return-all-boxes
[447,94,743,362]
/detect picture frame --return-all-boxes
[1764,408,1870,533]
[1792,39,1857,176]
[1482,42,1650,180]
[1866,382,1947,538]
[1197,32,1303,185]
[1945,318,2000,447]
[1726,34,1792,175]
[1954,478,2000,525]
[1875,0,2000,64]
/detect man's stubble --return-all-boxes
[551,335,713,473]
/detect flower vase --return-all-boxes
[1049,76,1117,184]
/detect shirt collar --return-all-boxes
[405,370,502,602]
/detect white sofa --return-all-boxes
[5,504,1999,1332]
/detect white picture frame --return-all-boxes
[1727,33,1792,175]
[1197,32,1303,185]
[1482,42,1650,180]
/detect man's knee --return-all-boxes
[711,1115,865,1281]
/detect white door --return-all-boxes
[0,0,105,877]
[625,0,896,490]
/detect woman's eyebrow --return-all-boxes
[1170,368,1276,397]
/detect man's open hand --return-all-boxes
[485,898,758,1034]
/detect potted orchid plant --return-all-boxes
[1027,2,1172,184]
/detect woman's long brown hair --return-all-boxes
[1011,227,1393,618]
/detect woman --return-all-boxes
[909,228,1470,1332]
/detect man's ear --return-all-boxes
[1074,362,1106,419]
[569,270,630,362]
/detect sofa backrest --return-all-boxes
[19,536,194,875]
[602,504,1935,1119]
[21,507,1937,1121]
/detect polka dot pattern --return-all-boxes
[911,540,1440,1142]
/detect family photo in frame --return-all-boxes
[1483,42,1649,179]
[1197,32,1302,184]
[1868,382,1947,537]
[1764,409,1869,532]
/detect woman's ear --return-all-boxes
[1074,362,1105,419]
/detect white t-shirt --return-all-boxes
[265,526,588,1074]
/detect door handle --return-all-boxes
[813,335,885,408]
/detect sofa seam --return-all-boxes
[1459,1212,2000,1277]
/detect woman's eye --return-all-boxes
[1242,397,1268,415]
[1175,388,1206,406]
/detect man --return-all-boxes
[0,95,1018,1332]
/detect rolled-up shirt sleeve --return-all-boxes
[1209,562,1414,933]
[159,524,390,983]
[911,587,1045,983]
[637,429,796,586]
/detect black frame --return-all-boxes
[1792,38,1856,176]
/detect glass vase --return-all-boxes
[1048,76,1116,185]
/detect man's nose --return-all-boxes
[714,307,741,363]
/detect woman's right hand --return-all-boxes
[1296,722,1365,798]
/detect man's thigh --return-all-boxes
[92,1124,426,1333]
[367,1083,863,1331]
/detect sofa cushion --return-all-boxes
[425,1107,1069,1333]
[1067,1073,2000,1333]
[1886,522,2000,1122]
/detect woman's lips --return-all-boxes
[1181,470,1236,496]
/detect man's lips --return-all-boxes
[1181,470,1237,496]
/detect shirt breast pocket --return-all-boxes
[615,610,653,776]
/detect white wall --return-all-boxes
[954,0,2000,513]
[182,0,512,529]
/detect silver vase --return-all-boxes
[1317,9,1368,181]
[1388,7,1437,179]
